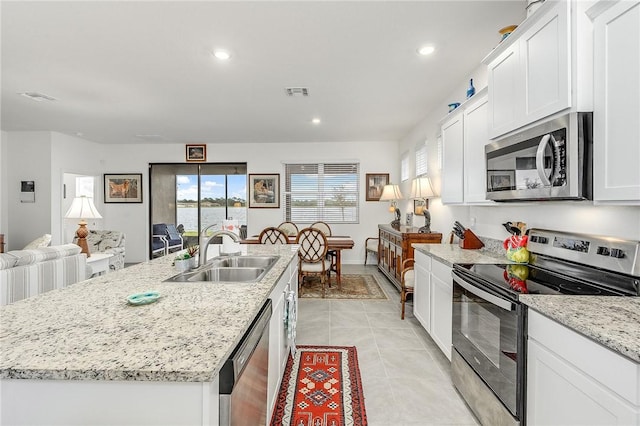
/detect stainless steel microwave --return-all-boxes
[485,112,592,201]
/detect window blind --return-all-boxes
[401,152,410,182]
[284,162,360,224]
[415,142,428,177]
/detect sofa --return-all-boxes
[0,244,87,306]
[79,230,126,271]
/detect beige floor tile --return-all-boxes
[331,300,366,312]
[367,311,414,329]
[373,328,427,350]
[330,310,370,328]
[378,348,448,381]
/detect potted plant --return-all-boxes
[174,245,199,271]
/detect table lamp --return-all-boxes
[410,177,435,233]
[379,184,403,228]
[65,196,102,257]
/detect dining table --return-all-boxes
[241,235,355,286]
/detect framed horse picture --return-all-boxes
[104,173,143,203]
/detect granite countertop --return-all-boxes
[412,243,507,267]
[0,244,298,382]
[521,295,640,363]
[413,242,640,364]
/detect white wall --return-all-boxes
[4,132,53,250]
[0,131,7,239]
[3,132,399,262]
[399,64,640,242]
[93,141,398,263]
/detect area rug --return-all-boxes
[270,346,367,426]
[299,274,387,300]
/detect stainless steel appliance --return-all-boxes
[451,229,640,425]
[485,112,592,201]
[220,299,272,426]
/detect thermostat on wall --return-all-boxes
[20,181,35,203]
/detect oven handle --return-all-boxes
[452,274,514,311]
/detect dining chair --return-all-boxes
[364,237,379,265]
[277,221,299,237]
[400,258,415,320]
[310,221,337,272]
[296,227,332,297]
[258,227,288,244]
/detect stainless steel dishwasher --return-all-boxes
[219,299,272,426]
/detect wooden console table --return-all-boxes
[378,224,442,291]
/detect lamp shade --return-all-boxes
[410,177,435,199]
[64,196,102,219]
[379,184,404,201]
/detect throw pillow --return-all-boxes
[23,234,52,250]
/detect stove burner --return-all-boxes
[558,283,602,295]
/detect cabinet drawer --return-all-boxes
[414,251,431,272]
[432,259,452,284]
[529,310,640,405]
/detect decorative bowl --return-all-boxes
[499,25,518,41]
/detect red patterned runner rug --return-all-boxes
[270,346,367,426]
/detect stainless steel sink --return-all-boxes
[165,255,280,283]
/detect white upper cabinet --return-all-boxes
[484,0,591,139]
[463,92,492,204]
[591,0,640,203]
[440,89,492,205]
[441,109,465,204]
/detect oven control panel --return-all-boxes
[527,229,640,276]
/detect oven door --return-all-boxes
[452,271,525,420]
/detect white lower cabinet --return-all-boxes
[527,310,640,425]
[413,251,431,331]
[414,251,453,360]
[267,260,298,417]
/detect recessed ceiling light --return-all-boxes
[213,49,231,60]
[417,46,435,56]
[311,118,321,125]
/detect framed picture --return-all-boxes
[365,173,389,201]
[104,173,143,203]
[413,199,429,215]
[249,174,280,208]
[487,170,515,191]
[186,144,206,162]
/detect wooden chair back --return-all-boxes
[277,221,299,237]
[258,227,288,244]
[296,228,328,262]
[310,221,332,236]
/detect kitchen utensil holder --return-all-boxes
[459,229,485,250]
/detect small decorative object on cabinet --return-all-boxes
[448,102,461,112]
[466,78,475,99]
[377,224,441,291]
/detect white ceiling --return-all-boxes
[1,1,526,145]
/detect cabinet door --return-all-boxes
[441,112,464,204]
[593,0,640,202]
[487,42,522,138]
[267,269,291,415]
[527,339,638,425]
[414,262,431,332]
[521,0,571,123]
[430,260,453,360]
[463,93,491,204]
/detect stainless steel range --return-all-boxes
[451,229,640,425]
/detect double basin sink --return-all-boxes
[165,255,280,283]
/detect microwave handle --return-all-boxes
[453,274,513,311]
[536,134,553,186]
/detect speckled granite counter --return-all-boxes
[412,243,507,267]
[520,295,640,363]
[0,244,298,382]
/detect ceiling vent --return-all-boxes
[19,92,57,102]
[285,87,309,97]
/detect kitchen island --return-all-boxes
[0,244,298,425]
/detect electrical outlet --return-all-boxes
[470,217,476,227]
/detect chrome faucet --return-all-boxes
[198,225,242,267]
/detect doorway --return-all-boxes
[149,163,247,257]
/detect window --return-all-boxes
[401,152,410,182]
[284,162,359,223]
[415,141,428,177]
[75,176,94,197]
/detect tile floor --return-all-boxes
[296,264,479,426]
